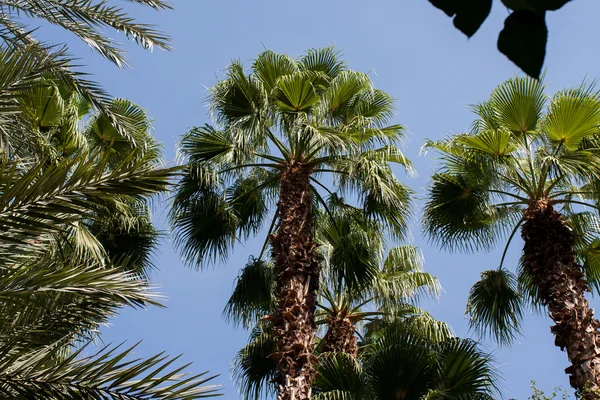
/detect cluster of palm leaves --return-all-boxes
[0,1,223,398]
[0,51,220,398]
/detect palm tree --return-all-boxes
[170,48,413,400]
[423,76,600,396]
[0,50,221,398]
[312,330,498,400]
[314,200,442,356]
[227,199,448,399]
[232,307,494,400]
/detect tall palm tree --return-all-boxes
[423,76,600,397]
[170,48,413,400]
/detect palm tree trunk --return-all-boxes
[522,199,600,398]
[321,314,358,357]
[269,160,320,400]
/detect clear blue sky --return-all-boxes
[43,0,600,398]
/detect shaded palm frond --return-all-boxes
[466,269,524,346]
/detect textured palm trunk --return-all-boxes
[269,160,320,400]
[321,314,358,357]
[522,199,600,398]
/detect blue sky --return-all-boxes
[42,0,600,397]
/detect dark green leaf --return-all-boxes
[429,0,492,37]
[497,10,547,79]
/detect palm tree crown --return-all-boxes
[170,48,413,400]
[424,76,600,396]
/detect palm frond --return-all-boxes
[252,50,298,95]
[0,0,171,68]
[333,149,413,240]
[466,269,524,346]
[544,84,600,151]
[0,340,220,399]
[375,246,440,302]
[298,47,345,79]
[224,257,276,328]
[424,173,506,252]
[313,353,364,398]
[0,153,172,247]
[488,75,546,134]
[430,338,499,400]
[232,323,277,400]
[169,181,238,269]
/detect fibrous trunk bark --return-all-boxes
[269,161,320,400]
[522,199,600,398]
[321,314,358,357]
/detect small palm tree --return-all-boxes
[312,330,498,400]
[170,48,413,400]
[232,309,493,400]
[227,199,447,399]
[424,76,600,396]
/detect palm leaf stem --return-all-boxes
[498,219,524,270]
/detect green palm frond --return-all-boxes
[0,256,160,349]
[232,323,277,400]
[466,269,524,346]
[456,128,518,158]
[424,173,506,252]
[170,183,238,268]
[275,72,321,114]
[544,85,600,151]
[363,304,454,345]
[487,75,546,134]
[313,353,364,398]
[210,62,269,143]
[0,0,171,68]
[363,331,498,400]
[83,98,161,164]
[332,152,413,240]
[226,170,275,239]
[569,211,600,292]
[298,47,344,79]
[318,71,372,124]
[364,331,435,399]
[89,201,160,278]
[252,50,298,94]
[375,246,440,303]
[179,125,255,168]
[430,338,498,400]
[0,153,171,247]
[341,89,396,131]
[224,257,276,328]
[317,202,382,294]
[170,165,279,269]
[0,340,220,399]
